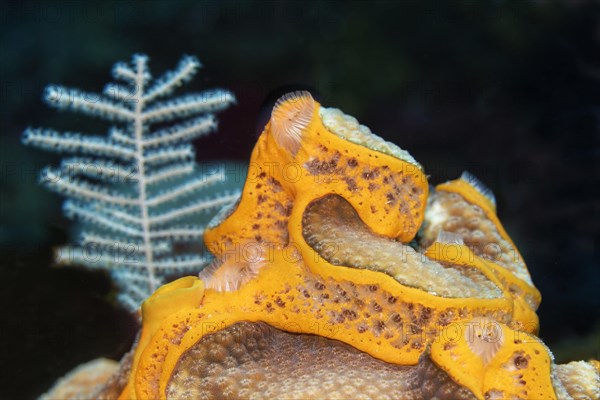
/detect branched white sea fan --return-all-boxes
[22,54,239,312]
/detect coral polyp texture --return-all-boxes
[44,91,599,399]
[22,54,238,311]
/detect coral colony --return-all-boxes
[29,59,598,399]
[23,55,239,312]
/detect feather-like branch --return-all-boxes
[146,173,224,206]
[23,54,240,312]
[143,91,235,123]
[149,192,240,226]
[42,168,138,206]
[145,162,195,185]
[143,115,216,148]
[64,201,143,236]
[59,157,137,183]
[149,226,205,240]
[144,146,194,166]
[44,86,135,121]
[23,129,135,160]
[144,55,201,103]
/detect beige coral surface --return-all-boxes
[167,321,477,400]
[40,358,118,400]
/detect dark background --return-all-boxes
[1,1,598,399]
